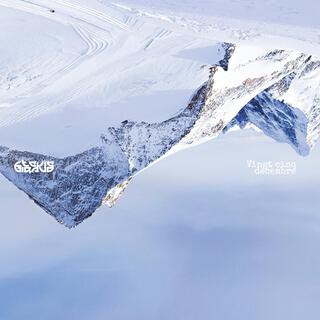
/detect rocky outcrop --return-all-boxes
[225,57,320,155]
[0,44,319,227]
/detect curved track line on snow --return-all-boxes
[52,0,129,31]
[0,0,123,126]
[0,0,111,62]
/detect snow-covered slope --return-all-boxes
[0,44,319,227]
[0,0,319,226]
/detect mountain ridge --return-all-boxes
[0,44,319,227]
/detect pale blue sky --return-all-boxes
[0,130,320,319]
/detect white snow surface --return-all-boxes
[0,0,319,156]
[0,0,320,226]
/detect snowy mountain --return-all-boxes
[0,0,319,226]
[225,57,320,156]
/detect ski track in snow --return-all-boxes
[0,0,320,137]
[0,0,207,129]
[0,0,129,126]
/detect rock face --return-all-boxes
[224,89,310,156]
[0,44,319,227]
[0,144,130,227]
[225,57,320,156]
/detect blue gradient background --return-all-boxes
[0,130,320,320]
